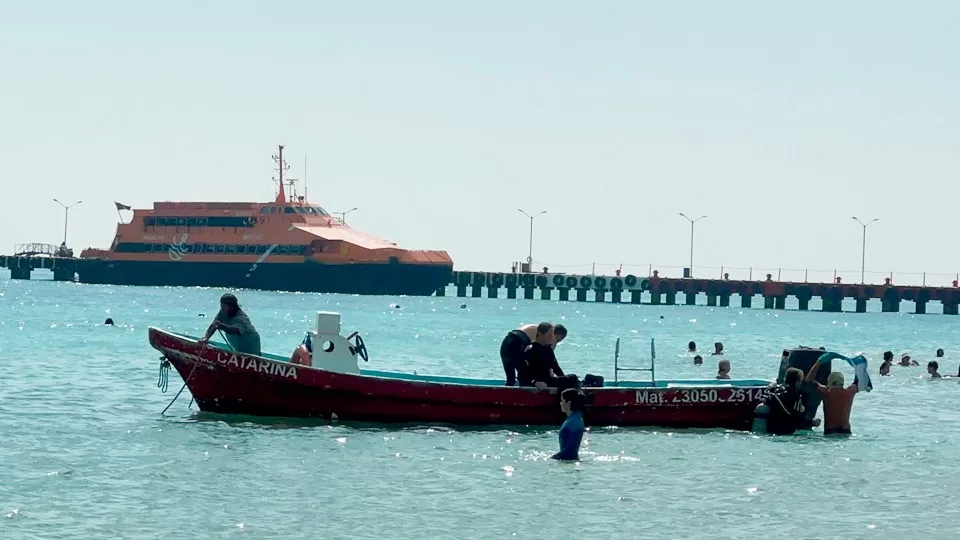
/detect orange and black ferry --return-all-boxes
[77,146,453,295]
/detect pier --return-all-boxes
[444,270,960,315]
[0,244,79,282]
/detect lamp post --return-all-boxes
[518,209,546,267]
[852,216,878,284]
[334,207,357,224]
[678,213,707,278]
[53,199,82,245]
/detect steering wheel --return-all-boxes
[353,334,369,362]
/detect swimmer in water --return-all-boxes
[693,355,703,365]
[716,359,731,379]
[899,354,918,367]
[688,341,697,352]
[879,356,892,376]
[499,322,551,386]
[551,389,585,461]
[927,361,942,378]
[712,342,724,355]
[805,358,859,436]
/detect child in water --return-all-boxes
[552,389,585,461]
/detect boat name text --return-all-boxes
[635,387,765,405]
[204,350,299,379]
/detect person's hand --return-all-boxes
[813,418,822,427]
[535,382,549,390]
[212,320,223,329]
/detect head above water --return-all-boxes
[718,359,730,373]
[784,367,804,390]
[928,361,939,374]
[936,348,945,358]
[714,342,723,353]
[688,341,697,352]
[883,351,893,362]
[220,293,241,317]
[560,388,585,415]
[535,322,554,345]
[827,372,845,388]
[693,355,703,365]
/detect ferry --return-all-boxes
[77,146,453,295]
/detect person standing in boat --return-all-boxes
[551,389,585,461]
[200,293,262,356]
[499,322,552,386]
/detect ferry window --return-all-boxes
[154,217,167,227]
[256,245,268,254]
[276,245,289,254]
[153,244,163,252]
[284,206,295,214]
[204,244,215,253]
[187,218,198,228]
[144,217,156,226]
[316,207,330,216]
[198,218,208,227]
[192,244,202,253]
[260,207,270,215]
[177,218,188,227]
[269,207,277,214]
[226,244,237,254]
[215,244,225,254]
[144,244,153,253]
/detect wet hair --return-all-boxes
[693,355,703,364]
[784,367,804,389]
[536,322,553,336]
[561,389,585,411]
[883,351,893,361]
[553,324,567,339]
[937,349,944,357]
[929,361,939,371]
[688,341,696,351]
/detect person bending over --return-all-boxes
[499,322,551,386]
[522,334,578,392]
[200,293,261,356]
[764,367,820,435]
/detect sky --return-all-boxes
[1,1,958,285]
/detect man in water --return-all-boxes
[716,359,731,379]
[200,293,262,356]
[805,358,858,435]
[551,388,585,461]
[764,367,820,435]
[928,361,942,378]
[499,322,552,386]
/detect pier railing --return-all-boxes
[534,262,960,288]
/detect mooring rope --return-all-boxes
[157,358,171,393]
[160,329,233,416]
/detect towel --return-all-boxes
[817,352,873,392]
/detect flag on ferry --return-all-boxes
[115,202,132,211]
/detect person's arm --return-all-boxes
[548,349,564,377]
[200,313,223,341]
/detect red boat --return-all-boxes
[149,313,773,429]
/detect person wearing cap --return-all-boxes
[200,293,261,355]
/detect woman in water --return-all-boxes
[552,389,585,461]
[200,293,262,356]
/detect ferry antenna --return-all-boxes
[271,144,291,203]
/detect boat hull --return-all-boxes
[78,259,451,296]
[149,328,769,429]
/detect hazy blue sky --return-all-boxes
[2,1,957,284]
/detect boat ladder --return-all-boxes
[613,337,656,384]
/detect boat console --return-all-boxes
[302,311,364,375]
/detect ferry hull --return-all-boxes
[78,259,451,296]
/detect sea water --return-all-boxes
[2,276,959,539]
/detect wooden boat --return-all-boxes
[149,312,773,429]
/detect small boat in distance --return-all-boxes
[149,312,773,429]
[78,146,453,295]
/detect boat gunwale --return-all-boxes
[148,326,773,391]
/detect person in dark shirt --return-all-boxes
[764,367,821,435]
[522,341,579,391]
[552,389,585,461]
[200,293,261,355]
[499,322,550,386]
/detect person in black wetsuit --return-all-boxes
[500,322,552,386]
[765,367,821,435]
[522,334,579,392]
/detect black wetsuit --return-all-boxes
[765,385,814,435]
[499,330,531,386]
[522,343,578,391]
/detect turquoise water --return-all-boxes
[2,275,960,539]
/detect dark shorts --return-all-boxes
[824,427,852,436]
[499,330,530,386]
